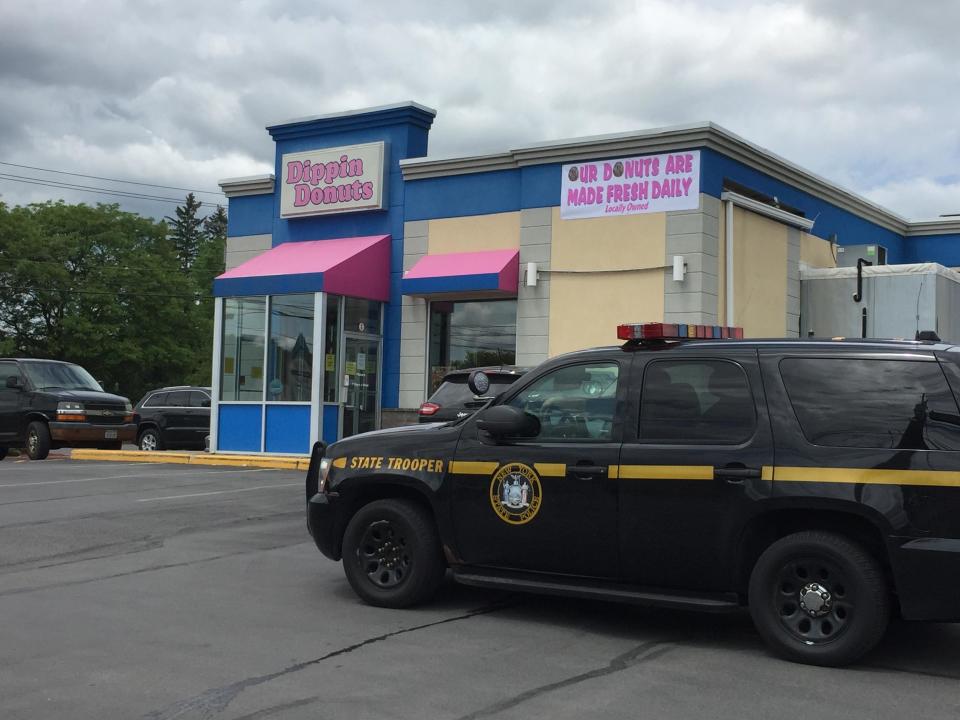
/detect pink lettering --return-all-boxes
[348,158,364,177]
[361,182,374,200]
[310,187,324,204]
[603,163,613,181]
[682,177,693,195]
[286,162,303,184]
[294,184,310,206]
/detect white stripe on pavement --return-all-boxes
[137,483,300,502]
[0,468,272,489]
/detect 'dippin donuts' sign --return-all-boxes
[560,150,700,220]
[280,141,387,218]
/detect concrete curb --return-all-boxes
[70,449,310,470]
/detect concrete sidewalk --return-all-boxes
[69,449,311,470]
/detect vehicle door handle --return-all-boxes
[570,465,607,479]
[714,466,761,483]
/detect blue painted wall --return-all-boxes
[904,233,960,265]
[265,405,311,453]
[218,404,263,452]
[227,193,274,237]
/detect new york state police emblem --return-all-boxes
[489,463,542,525]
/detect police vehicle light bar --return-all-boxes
[617,322,744,341]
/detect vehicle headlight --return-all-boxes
[56,402,86,421]
[124,402,133,413]
[318,457,332,493]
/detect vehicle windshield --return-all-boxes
[21,362,103,392]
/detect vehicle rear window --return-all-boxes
[189,391,210,408]
[639,359,756,444]
[780,358,960,450]
[166,391,190,408]
[428,376,517,406]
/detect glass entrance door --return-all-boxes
[342,335,380,438]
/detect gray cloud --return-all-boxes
[0,0,957,219]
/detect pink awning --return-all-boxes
[401,248,519,296]
[214,235,390,300]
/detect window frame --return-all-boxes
[636,357,758,447]
[779,355,960,451]
[497,358,623,444]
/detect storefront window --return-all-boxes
[221,297,266,401]
[267,294,314,402]
[324,295,341,403]
[428,299,517,393]
[344,297,381,335]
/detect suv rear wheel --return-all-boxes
[341,498,446,608]
[138,427,163,452]
[748,530,890,666]
[26,421,51,461]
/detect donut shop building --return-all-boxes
[211,101,960,454]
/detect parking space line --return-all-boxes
[137,483,300,502]
[0,468,272,489]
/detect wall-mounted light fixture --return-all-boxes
[672,255,686,282]
[525,261,538,287]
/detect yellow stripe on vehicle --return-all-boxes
[449,461,500,475]
[608,465,619,479]
[613,465,714,480]
[332,457,347,469]
[534,463,566,477]
[774,466,960,488]
[761,465,774,481]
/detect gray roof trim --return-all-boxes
[218,174,275,198]
[399,121,958,236]
[904,219,960,237]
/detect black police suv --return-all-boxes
[134,386,211,451]
[418,366,528,423]
[0,358,136,460]
[306,322,960,667]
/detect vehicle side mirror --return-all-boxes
[467,370,491,397]
[476,405,539,440]
[5,375,21,390]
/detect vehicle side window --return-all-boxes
[639,359,756,444]
[143,392,168,407]
[508,362,618,442]
[166,391,190,408]
[780,358,960,450]
[0,361,18,388]
[189,392,211,408]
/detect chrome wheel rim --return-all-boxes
[141,432,157,451]
[27,430,38,456]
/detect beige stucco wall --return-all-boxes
[426,212,521,254]
[800,232,838,268]
[548,208,666,355]
[733,207,788,337]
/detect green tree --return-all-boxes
[183,204,228,387]
[0,201,207,402]
[165,192,204,272]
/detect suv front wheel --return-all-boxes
[748,530,890,667]
[26,421,51,461]
[341,498,446,608]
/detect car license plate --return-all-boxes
[104,430,118,439]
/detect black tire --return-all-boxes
[0,447,7,461]
[138,427,163,452]
[341,498,445,608]
[748,530,890,667]
[26,421,51,461]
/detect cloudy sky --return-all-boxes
[0,0,957,220]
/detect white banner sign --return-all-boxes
[560,150,700,220]
[280,141,387,218]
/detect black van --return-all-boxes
[0,358,136,460]
[305,323,960,667]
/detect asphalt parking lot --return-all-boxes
[1,458,959,720]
